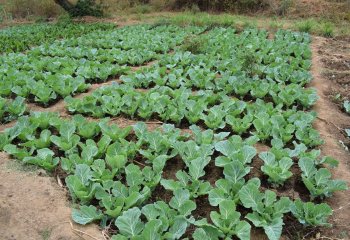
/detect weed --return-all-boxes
[39,228,52,240]
[240,50,258,77]
[156,12,239,28]
[5,160,44,174]
[277,0,293,16]
[150,18,171,28]
[189,4,200,14]
[180,35,207,54]
[242,19,257,29]
[0,4,12,22]
[296,19,315,33]
[56,13,72,25]
[269,18,284,32]
[130,4,153,14]
[322,22,334,38]
[332,93,343,103]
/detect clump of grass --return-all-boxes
[242,19,257,29]
[0,4,12,22]
[150,18,171,28]
[5,160,43,174]
[180,35,207,54]
[269,17,284,32]
[130,4,153,14]
[56,13,72,25]
[188,4,200,14]
[277,0,293,16]
[159,12,237,28]
[296,19,315,33]
[321,22,334,38]
[39,228,52,240]
[240,50,259,77]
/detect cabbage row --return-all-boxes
[0,24,348,240]
[122,50,314,104]
[0,96,27,123]
[0,113,346,240]
[59,27,347,239]
[33,25,205,57]
[0,25,203,121]
[0,22,116,54]
[66,84,322,147]
[66,29,321,148]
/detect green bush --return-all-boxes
[171,0,267,12]
[70,0,104,17]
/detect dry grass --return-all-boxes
[0,0,63,19]
[0,0,348,37]
[98,0,174,15]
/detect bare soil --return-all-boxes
[0,153,103,240]
[309,36,350,239]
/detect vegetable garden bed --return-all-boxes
[0,23,349,240]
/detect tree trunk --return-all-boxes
[54,0,75,12]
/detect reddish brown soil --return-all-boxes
[0,153,103,240]
[309,36,350,239]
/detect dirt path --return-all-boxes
[0,152,104,240]
[310,36,350,239]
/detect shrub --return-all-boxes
[277,0,293,16]
[0,4,12,22]
[170,0,268,12]
[149,0,171,11]
[70,0,104,17]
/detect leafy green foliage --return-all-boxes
[291,199,333,227]
[72,205,104,225]
[208,161,250,206]
[239,179,292,240]
[23,148,59,171]
[259,152,293,186]
[0,24,203,123]
[0,22,115,54]
[299,158,348,199]
[161,156,212,198]
[195,200,251,240]
[0,25,346,240]
[214,135,257,166]
[113,190,196,239]
[343,100,350,114]
[0,96,27,123]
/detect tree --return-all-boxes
[54,0,103,17]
